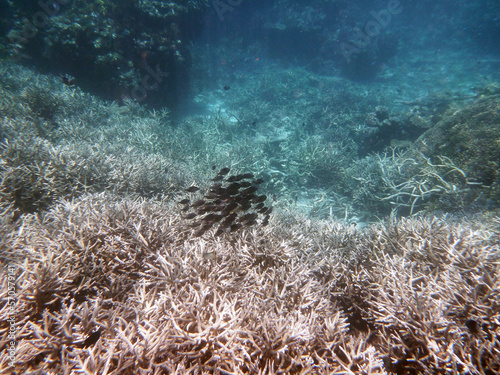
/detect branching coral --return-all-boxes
[342,147,481,218]
[1,193,499,374]
[376,149,468,215]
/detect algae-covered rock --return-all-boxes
[417,93,500,187]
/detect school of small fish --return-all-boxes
[180,167,272,236]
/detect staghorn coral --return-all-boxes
[340,147,488,218]
[1,192,499,374]
[0,64,196,213]
[0,130,171,213]
[21,85,61,122]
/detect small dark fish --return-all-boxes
[253,178,265,184]
[241,186,258,195]
[185,186,199,193]
[222,202,238,213]
[210,182,223,192]
[181,205,191,212]
[218,191,231,200]
[266,207,273,215]
[227,173,253,182]
[198,204,216,214]
[203,213,222,222]
[184,213,197,219]
[238,181,252,188]
[201,222,213,231]
[226,184,241,195]
[212,174,225,181]
[211,215,223,222]
[218,167,230,175]
[254,202,265,210]
[215,227,225,236]
[188,222,201,228]
[226,189,240,197]
[221,213,237,226]
[243,193,257,201]
[227,174,250,182]
[233,194,246,202]
[240,203,252,211]
[191,199,206,208]
[235,194,256,204]
[261,219,269,227]
[230,223,242,232]
[205,192,218,199]
[254,195,267,203]
[214,203,226,211]
[179,198,190,205]
[241,213,258,222]
[245,220,257,226]
[223,85,231,91]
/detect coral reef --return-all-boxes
[0,63,185,214]
[0,60,499,374]
[1,195,499,373]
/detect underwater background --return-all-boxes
[0,0,499,373]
